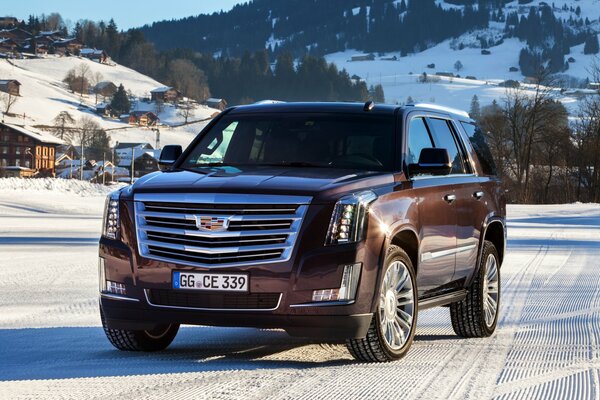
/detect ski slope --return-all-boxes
[0,180,598,399]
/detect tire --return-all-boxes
[346,245,418,362]
[450,240,500,338]
[100,307,179,352]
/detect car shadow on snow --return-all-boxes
[0,326,353,381]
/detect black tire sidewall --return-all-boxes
[480,243,500,335]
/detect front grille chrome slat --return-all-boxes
[135,194,310,268]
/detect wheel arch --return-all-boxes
[389,227,420,274]
[483,219,506,266]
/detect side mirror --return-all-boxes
[158,145,182,171]
[408,148,452,177]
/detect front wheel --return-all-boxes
[346,245,418,362]
[450,240,500,337]
[100,307,179,351]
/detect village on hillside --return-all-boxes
[0,16,228,183]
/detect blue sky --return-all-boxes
[4,1,244,30]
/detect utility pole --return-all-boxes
[130,145,135,184]
[80,141,84,180]
[102,152,106,185]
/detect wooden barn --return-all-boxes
[0,79,21,96]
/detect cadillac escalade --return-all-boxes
[99,101,506,362]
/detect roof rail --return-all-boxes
[410,103,470,119]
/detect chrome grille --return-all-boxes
[135,193,311,267]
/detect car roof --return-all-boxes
[226,101,473,122]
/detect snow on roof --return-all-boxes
[1,123,63,145]
[150,86,174,93]
[115,148,159,166]
[81,48,104,56]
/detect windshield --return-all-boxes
[181,113,396,171]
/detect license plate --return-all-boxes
[172,271,249,292]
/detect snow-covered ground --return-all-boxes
[0,182,599,399]
[0,56,216,149]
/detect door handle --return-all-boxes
[444,194,456,204]
[473,191,484,200]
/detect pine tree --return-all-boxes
[584,33,600,55]
[470,95,481,120]
[110,84,130,115]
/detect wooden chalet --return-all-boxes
[0,28,32,44]
[52,38,84,55]
[128,111,159,127]
[206,98,228,111]
[150,86,181,103]
[94,81,117,98]
[0,38,18,53]
[96,103,115,117]
[0,17,20,29]
[81,48,108,63]
[0,122,63,176]
[0,79,21,96]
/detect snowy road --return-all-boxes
[0,192,599,399]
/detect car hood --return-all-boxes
[129,166,394,202]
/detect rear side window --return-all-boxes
[460,122,497,176]
[406,117,433,165]
[427,118,466,175]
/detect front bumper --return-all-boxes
[101,293,372,339]
[99,231,384,340]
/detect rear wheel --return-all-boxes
[450,240,500,337]
[346,246,418,362]
[100,307,179,351]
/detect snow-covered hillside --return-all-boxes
[0,56,218,148]
[326,0,600,113]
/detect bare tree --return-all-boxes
[63,64,91,96]
[0,92,19,115]
[89,72,104,104]
[167,59,210,101]
[177,99,197,124]
[52,111,76,141]
[502,69,556,202]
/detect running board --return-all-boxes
[418,290,468,310]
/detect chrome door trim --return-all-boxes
[421,244,477,262]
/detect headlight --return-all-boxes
[102,191,120,240]
[325,190,377,245]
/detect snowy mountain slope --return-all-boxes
[326,36,598,112]
[0,56,216,148]
[325,0,600,112]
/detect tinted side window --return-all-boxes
[461,122,497,176]
[427,118,466,174]
[406,117,434,165]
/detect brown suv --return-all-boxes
[99,102,506,362]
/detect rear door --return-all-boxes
[427,117,481,285]
[405,115,457,295]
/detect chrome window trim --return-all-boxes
[144,289,282,312]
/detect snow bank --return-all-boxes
[0,178,122,197]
